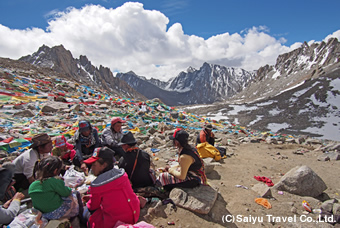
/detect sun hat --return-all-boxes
[55,135,66,148]
[30,133,52,148]
[169,128,189,143]
[79,120,91,132]
[83,147,115,165]
[118,131,137,146]
[111,117,126,126]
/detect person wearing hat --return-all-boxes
[12,133,53,191]
[196,123,215,146]
[101,117,126,159]
[157,128,207,191]
[72,120,101,172]
[118,131,155,189]
[81,147,140,227]
[51,135,76,164]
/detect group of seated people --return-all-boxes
[0,117,213,227]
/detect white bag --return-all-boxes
[63,165,85,188]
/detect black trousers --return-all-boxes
[163,179,200,191]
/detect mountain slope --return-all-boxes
[19,45,146,100]
[232,38,340,103]
[117,62,255,106]
[183,38,340,141]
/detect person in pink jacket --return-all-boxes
[82,147,140,228]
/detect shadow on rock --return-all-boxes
[206,170,221,180]
[195,193,238,227]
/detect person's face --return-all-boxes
[121,144,128,152]
[38,141,53,154]
[58,145,67,155]
[81,129,91,137]
[173,140,181,150]
[113,122,122,132]
[91,160,107,176]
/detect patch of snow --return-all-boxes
[256,100,274,106]
[301,115,340,141]
[248,115,264,126]
[184,104,214,110]
[320,49,331,65]
[272,70,280,79]
[267,123,291,133]
[269,108,282,116]
[227,105,257,115]
[296,55,310,70]
[206,111,229,121]
[274,81,305,97]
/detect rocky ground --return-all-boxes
[139,131,340,228]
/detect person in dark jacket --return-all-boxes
[196,123,215,146]
[72,120,101,172]
[118,131,154,189]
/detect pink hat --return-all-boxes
[111,117,126,126]
[55,135,66,148]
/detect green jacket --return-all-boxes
[29,177,71,213]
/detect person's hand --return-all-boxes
[13,192,25,201]
[3,192,25,208]
[82,194,91,203]
[168,167,174,175]
[80,163,88,174]
[164,165,170,172]
[65,165,71,170]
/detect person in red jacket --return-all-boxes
[196,124,215,146]
[82,147,140,228]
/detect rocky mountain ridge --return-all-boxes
[232,37,340,103]
[19,45,146,100]
[117,62,255,106]
[184,38,340,141]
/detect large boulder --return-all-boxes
[274,165,327,197]
[169,185,218,214]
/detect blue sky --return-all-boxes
[0,0,339,80]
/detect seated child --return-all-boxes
[52,135,76,164]
[28,156,79,220]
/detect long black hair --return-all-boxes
[33,156,63,183]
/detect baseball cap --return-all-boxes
[55,135,66,148]
[111,117,126,126]
[83,147,115,165]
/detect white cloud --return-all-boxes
[0,2,338,81]
[324,30,340,42]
